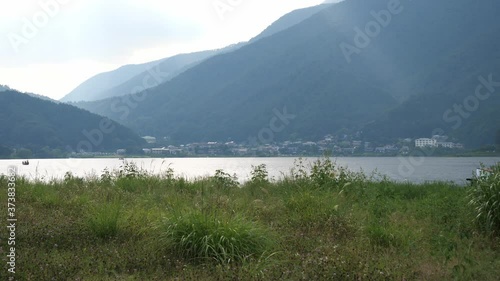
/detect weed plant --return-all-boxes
[468,163,500,235]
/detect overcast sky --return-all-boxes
[0,0,333,100]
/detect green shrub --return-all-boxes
[250,164,269,184]
[212,169,239,189]
[310,157,345,188]
[117,161,148,179]
[100,168,113,184]
[156,211,275,264]
[63,171,84,187]
[289,158,309,182]
[468,164,500,235]
[289,157,357,190]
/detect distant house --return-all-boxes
[352,140,362,147]
[400,146,410,154]
[415,138,437,148]
[437,142,455,148]
[152,147,168,155]
[152,146,183,155]
[116,149,127,155]
[232,148,248,156]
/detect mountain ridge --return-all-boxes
[62,4,335,103]
[72,0,500,147]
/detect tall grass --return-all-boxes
[468,164,500,235]
[155,211,276,264]
[3,160,500,280]
[87,201,122,239]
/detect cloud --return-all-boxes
[0,0,204,66]
[0,0,326,98]
[0,0,328,67]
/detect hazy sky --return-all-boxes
[0,0,330,100]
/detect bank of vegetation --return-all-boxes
[1,159,499,280]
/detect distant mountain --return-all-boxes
[73,0,500,147]
[61,47,249,103]
[93,49,224,101]
[363,29,500,147]
[0,90,145,151]
[64,4,334,103]
[60,58,166,102]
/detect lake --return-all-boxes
[1,157,499,185]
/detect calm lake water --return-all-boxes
[1,157,499,185]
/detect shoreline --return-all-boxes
[1,152,500,160]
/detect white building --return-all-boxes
[437,142,455,148]
[415,138,437,148]
[152,147,168,155]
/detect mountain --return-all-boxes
[92,48,236,102]
[73,0,500,147]
[362,2,500,147]
[1,84,57,102]
[250,3,333,43]
[61,47,248,103]
[60,58,166,102]
[0,90,145,151]
[63,4,334,103]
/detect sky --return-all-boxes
[0,0,330,100]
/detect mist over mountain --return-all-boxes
[72,0,500,147]
[60,50,228,103]
[60,58,165,102]
[63,4,335,104]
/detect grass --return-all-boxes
[0,160,499,280]
[468,164,500,235]
[87,201,122,239]
[155,211,276,264]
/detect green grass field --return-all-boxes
[1,160,499,280]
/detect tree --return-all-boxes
[16,148,33,159]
